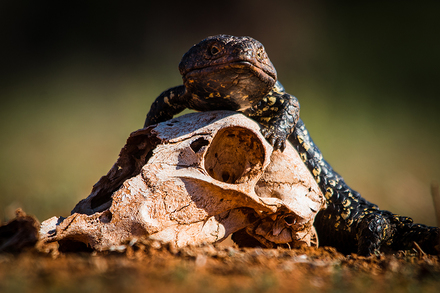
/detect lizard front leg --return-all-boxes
[144,85,189,128]
[244,82,300,151]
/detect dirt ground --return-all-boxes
[1,236,440,293]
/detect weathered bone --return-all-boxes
[40,111,324,250]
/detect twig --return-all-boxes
[412,241,426,259]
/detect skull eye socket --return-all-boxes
[204,126,265,184]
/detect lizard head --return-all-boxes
[178,35,277,110]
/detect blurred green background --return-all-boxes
[1,1,439,226]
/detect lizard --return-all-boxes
[143,34,440,255]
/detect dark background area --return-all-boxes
[1,1,439,226]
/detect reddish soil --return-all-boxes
[1,237,440,293]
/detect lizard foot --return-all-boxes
[260,127,288,151]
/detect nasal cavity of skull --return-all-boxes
[284,215,296,225]
[204,126,265,184]
[190,137,210,153]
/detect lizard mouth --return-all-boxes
[227,60,277,80]
[183,60,277,85]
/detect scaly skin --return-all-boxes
[144,34,440,255]
[144,35,295,150]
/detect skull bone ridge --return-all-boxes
[40,111,325,251]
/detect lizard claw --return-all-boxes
[261,127,287,151]
[275,138,286,151]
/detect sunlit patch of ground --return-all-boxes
[1,241,439,293]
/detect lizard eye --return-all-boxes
[210,44,221,56]
[256,47,265,60]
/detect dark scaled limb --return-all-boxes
[244,82,300,151]
[289,119,440,255]
[355,212,394,255]
[144,85,189,128]
[387,216,440,255]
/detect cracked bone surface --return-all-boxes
[40,111,325,250]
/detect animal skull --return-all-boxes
[40,111,325,250]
